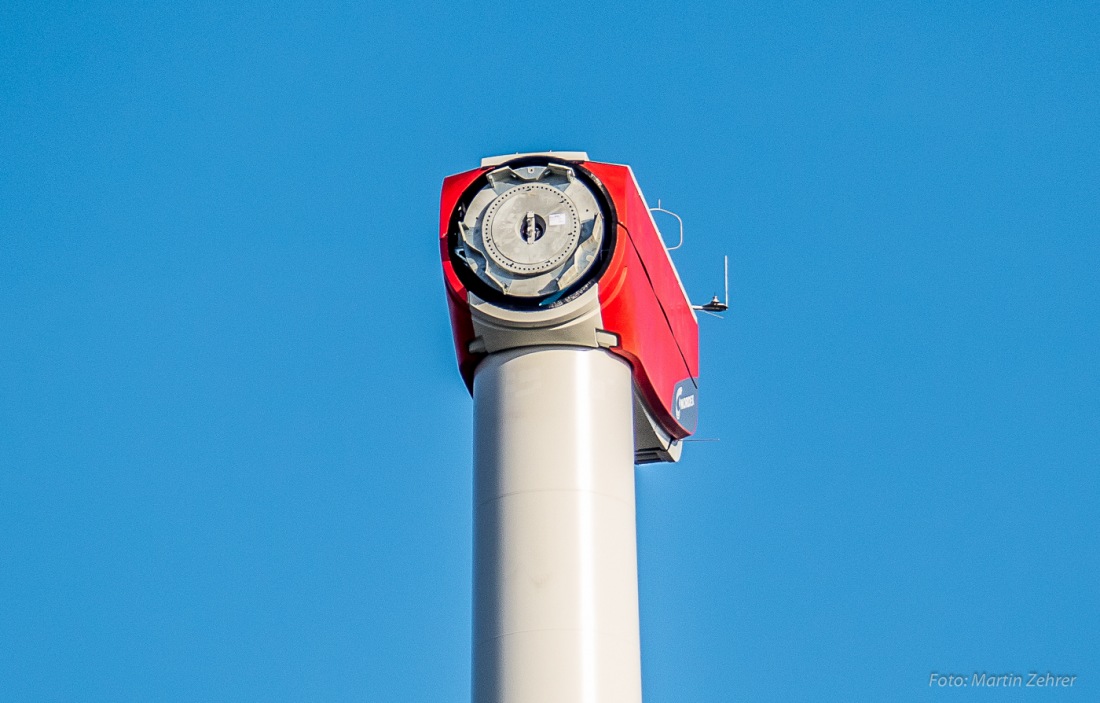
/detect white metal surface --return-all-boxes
[472,346,642,703]
[481,151,590,167]
[457,163,605,299]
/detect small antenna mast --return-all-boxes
[649,199,728,316]
[693,255,729,316]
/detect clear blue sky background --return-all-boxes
[2,1,1097,701]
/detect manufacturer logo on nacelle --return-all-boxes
[671,380,698,432]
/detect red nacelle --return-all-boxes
[440,154,699,444]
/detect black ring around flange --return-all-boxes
[447,156,618,311]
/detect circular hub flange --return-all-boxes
[453,160,608,302]
[481,183,581,275]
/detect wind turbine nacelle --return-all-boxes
[440,152,699,463]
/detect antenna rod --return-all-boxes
[724,255,729,307]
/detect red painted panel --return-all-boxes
[440,167,490,389]
[585,161,698,438]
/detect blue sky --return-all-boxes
[2,1,1097,701]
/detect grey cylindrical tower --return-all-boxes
[472,346,641,703]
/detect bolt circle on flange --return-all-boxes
[452,159,611,304]
[481,183,581,275]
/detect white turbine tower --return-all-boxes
[440,152,702,703]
